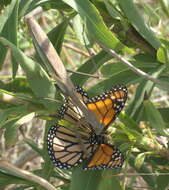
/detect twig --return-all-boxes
[99,43,169,90]
[63,43,90,58]
[129,186,150,189]
[104,172,169,178]
[67,69,100,78]
[0,160,57,190]
[62,47,77,68]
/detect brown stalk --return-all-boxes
[25,7,101,134]
[0,160,56,190]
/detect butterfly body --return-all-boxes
[47,85,127,170]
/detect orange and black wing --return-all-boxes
[47,125,95,169]
[86,85,127,129]
[59,85,127,131]
[83,144,124,170]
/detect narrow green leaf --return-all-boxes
[0,88,45,112]
[157,45,169,71]
[0,105,28,125]
[119,0,161,49]
[134,153,146,168]
[70,50,112,86]
[144,100,168,136]
[4,120,19,145]
[119,113,142,133]
[24,139,44,158]
[72,14,91,46]
[18,0,72,17]
[18,0,35,18]
[0,167,39,187]
[157,47,166,64]
[159,0,169,17]
[117,122,141,141]
[0,37,61,112]
[0,77,33,95]
[3,113,34,145]
[62,0,134,54]
[48,19,69,54]
[129,154,156,188]
[126,79,151,118]
[101,61,158,77]
[104,0,123,20]
[87,70,141,97]
[0,170,29,187]
[0,0,19,76]
[126,65,165,118]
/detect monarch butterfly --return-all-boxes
[47,125,124,170]
[47,85,127,169]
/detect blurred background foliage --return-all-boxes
[0,0,169,190]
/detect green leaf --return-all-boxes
[88,57,163,97]
[0,0,19,77]
[159,0,169,17]
[0,104,28,124]
[4,120,18,145]
[18,0,35,18]
[62,0,134,54]
[70,50,112,85]
[157,44,169,71]
[119,113,142,133]
[104,0,123,20]
[134,152,146,168]
[126,65,165,119]
[144,100,168,136]
[18,0,72,17]
[119,0,161,49]
[129,154,157,188]
[101,61,158,77]
[72,14,91,46]
[87,70,141,97]
[158,108,169,123]
[3,113,34,145]
[157,47,167,64]
[0,170,28,187]
[0,37,61,112]
[0,0,12,8]
[70,167,102,190]
[98,174,122,190]
[48,19,69,55]
[156,169,169,190]
[24,139,44,158]
[0,77,33,95]
[0,166,40,187]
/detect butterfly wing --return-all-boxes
[58,86,91,133]
[59,85,127,131]
[47,125,96,169]
[86,85,128,129]
[83,144,124,170]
